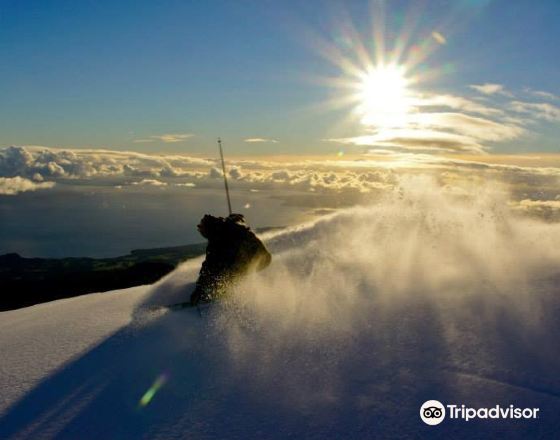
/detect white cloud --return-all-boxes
[409,112,524,142]
[131,179,168,187]
[244,138,279,143]
[524,88,559,101]
[0,176,55,195]
[469,83,512,97]
[1,146,559,202]
[327,129,487,154]
[510,101,560,122]
[209,167,223,178]
[0,145,211,180]
[416,93,504,117]
[229,166,243,180]
[511,199,560,220]
[134,133,194,143]
[517,199,560,209]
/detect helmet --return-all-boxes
[197,214,223,238]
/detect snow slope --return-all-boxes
[1,179,560,439]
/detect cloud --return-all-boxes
[511,199,560,221]
[0,176,55,195]
[431,31,446,45]
[134,133,194,143]
[510,101,560,122]
[0,146,211,181]
[229,166,243,180]
[417,94,504,117]
[516,199,560,209]
[131,178,168,187]
[328,131,484,154]
[469,83,512,97]
[209,167,223,178]
[524,88,559,101]
[244,138,279,144]
[409,112,524,142]
[1,146,559,205]
[327,119,518,154]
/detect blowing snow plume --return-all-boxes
[139,176,560,438]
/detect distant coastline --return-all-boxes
[0,243,206,312]
[0,227,281,311]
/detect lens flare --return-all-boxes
[139,373,169,407]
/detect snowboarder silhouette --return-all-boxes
[190,213,271,305]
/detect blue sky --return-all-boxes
[0,0,559,154]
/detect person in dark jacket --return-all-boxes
[190,213,271,305]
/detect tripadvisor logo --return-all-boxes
[420,400,446,425]
[420,400,539,426]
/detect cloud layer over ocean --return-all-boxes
[1,145,559,221]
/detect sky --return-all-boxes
[1,0,560,257]
[0,0,559,155]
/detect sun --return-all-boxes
[355,64,412,129]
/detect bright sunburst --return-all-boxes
[308,4,447,138]
[355,64,412,129]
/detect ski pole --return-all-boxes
[218,138,232,215]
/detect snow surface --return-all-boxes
[1,180,560,439]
